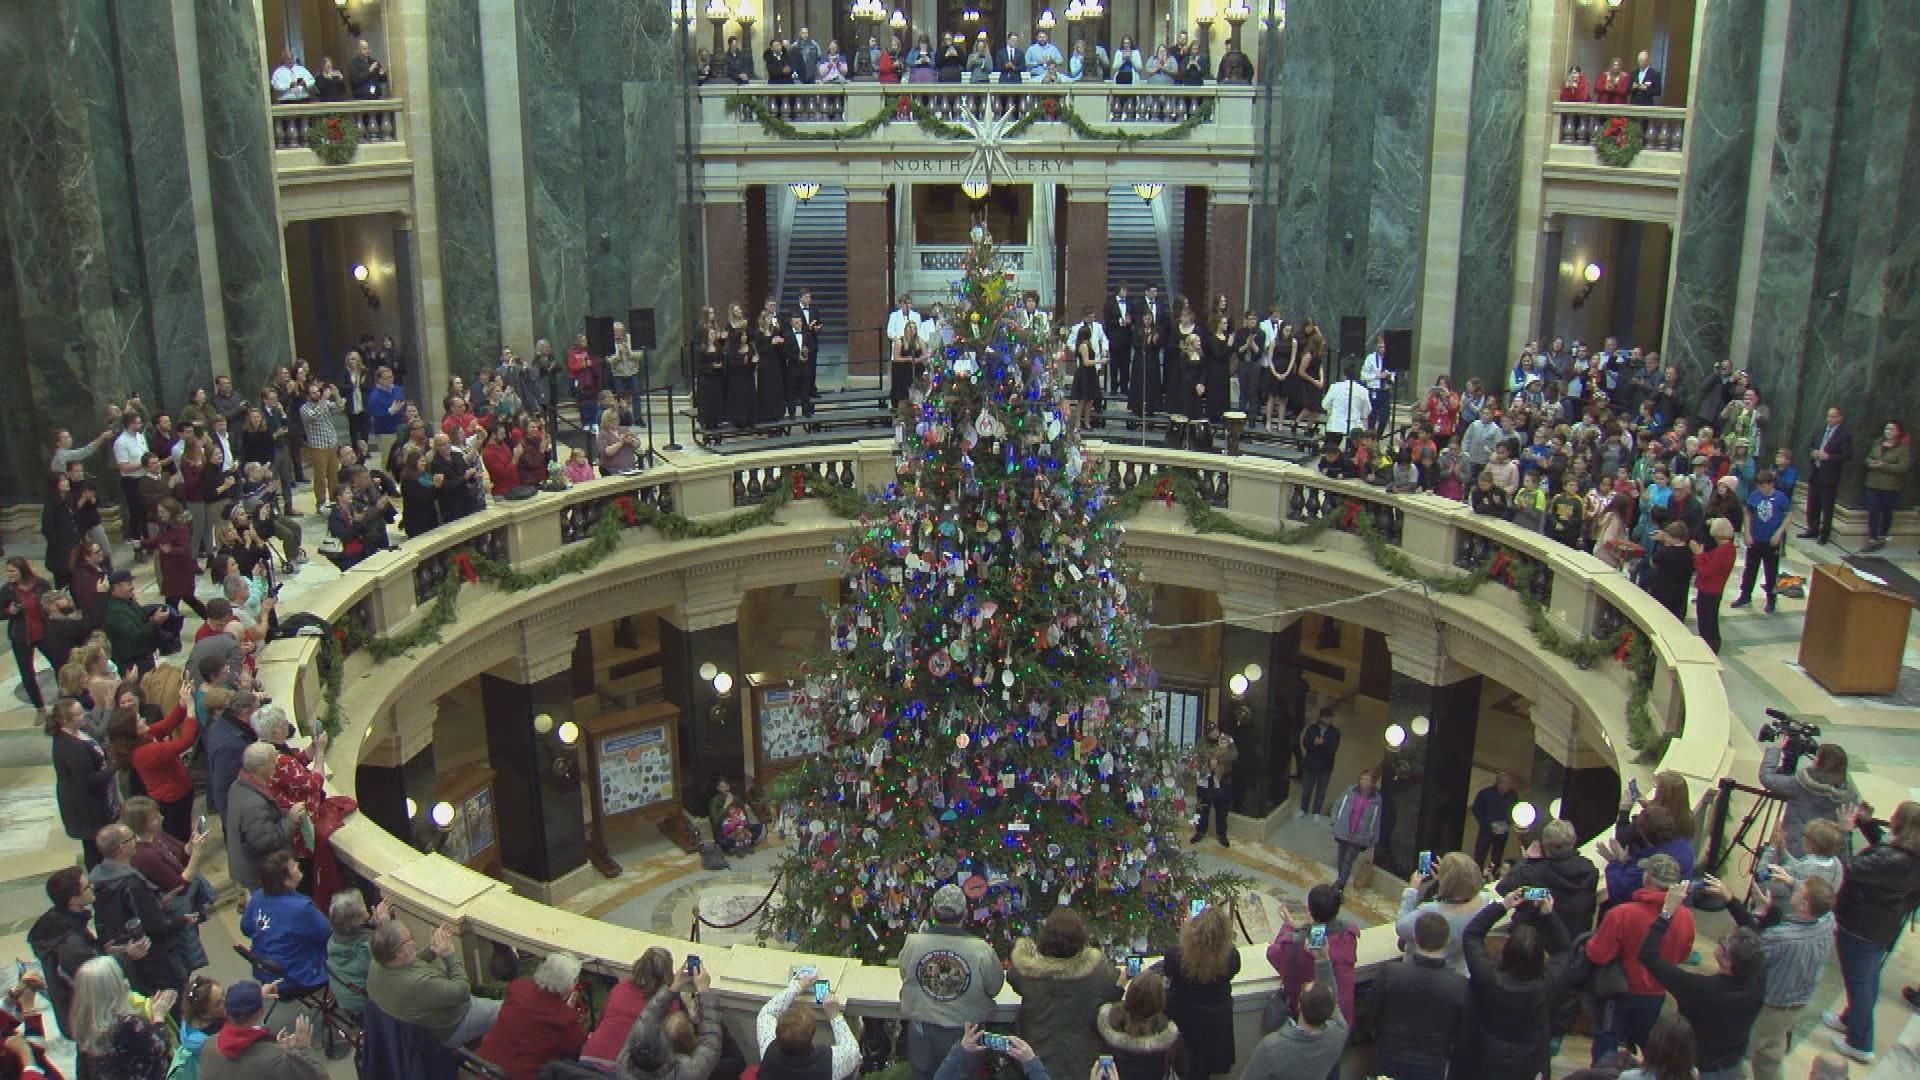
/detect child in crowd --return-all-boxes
[1512,471,1548,533]
[563,449,596,485]
[1469,470,1510,519]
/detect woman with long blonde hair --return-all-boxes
[1156,904,1239,1076]
[68,955,174,1076]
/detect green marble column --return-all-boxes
[1450,0,1528,393]
[426,0,503,376]
[520,0,691,379]
[195,0,293,393]
[1663,0,1762,377]
[1263,0,1437,334]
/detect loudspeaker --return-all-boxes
[628,308,657,351]
[1383,329,1413,374]
[585,315,615,357]
[1338,315,1368,361]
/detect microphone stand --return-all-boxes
[641,347,658,467]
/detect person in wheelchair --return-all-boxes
[327,888,392,1018]
[240,851,332,996]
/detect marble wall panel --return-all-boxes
[1263,0,1437,335]
[623,82,690,384]
[196,0,293,393]
[425,0,502,374]
[1450,0,1528,393]
[111,0,214,404]
[1662,0,1761,379]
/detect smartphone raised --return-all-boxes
[197,814,208,835]
[1627,777,1642,801]
[1523,887,1552,901]
[1418,850,1433,876]
[1188,897,1205,918]
[1306,925,1327,949]
[1125,955,1143,978]
[686,955,702,974]
[982,1034,1011,1052]
[812,978,830,1004]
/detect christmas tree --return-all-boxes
[763,231,1238,963]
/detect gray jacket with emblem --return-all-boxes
[897,923,1003,1028]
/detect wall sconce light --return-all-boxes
[887,8,906,30]
[411,799,454,853]
[1228,673,1249,698]
[961,179,992,200]
[698,661,719,682]
[1036,8,1057,30]
[535,711,581,781]
[334,0,362,36]
[789,180,821,202]
[1594,0,1625,39]
[557,721,580,746]
[429,800,456,828]
[533,711,554,736]
[960,5,982,23]
[351,263,380,309]
[1571,260,1602,309]
[1132,182,1164,203]
[708,669,736,724]
[1511,801,1539,830]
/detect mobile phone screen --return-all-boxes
[1189,898,1205,918]
[1125,956,1142,977]
[1418,850,1433,876]
[813,979,830,1003]
[686,955,701,974]
[1307,925,1327,949]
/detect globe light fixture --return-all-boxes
[1410,715,1430,737]
[351,263,369,282]
[713,671,735,695]
[1583,261,1604,283]
[699,661,719,682]
[405,797,418,820]
[429,801,455,828]
[1385,723,1407,748]
[1242,663,1263,683]
[1511,801,1538,829]
[1549,797,1564,818]
[556,720,581,746]
[1228,673,1250,697]
[533,712,554,735]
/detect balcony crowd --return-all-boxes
[695,22,1254,87]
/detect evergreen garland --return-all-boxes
[724,93,1215,146]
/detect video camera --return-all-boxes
[1758,708,1822,774]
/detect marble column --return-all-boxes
[427,0,503,383]
[1662,0,1763,377]
[1205,197,1250,313]
[1064,192,1108,322]
[193,0,293,394]
[1377,647,1483,878]
[704,198,749,314]
[1220,618,1302,817]
[1447,0,1529,395]
[1263,0,1437,334]
[356,698,441,848]
[847,189,889,376]
[659,607,745,812]
[392,219,423,382]
[481,659,590,883]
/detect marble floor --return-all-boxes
[3,418,1919,1077]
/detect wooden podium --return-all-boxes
[1798,563,1914,694]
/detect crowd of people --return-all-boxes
[269,37,389,103]
[1309,338,1912,653]
[694,296,824,432]
[1558,50,1665,105]
[697,24,1254,87]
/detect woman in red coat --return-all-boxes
[477,952,589,1079]
[1422,376,1463,448]
[1690,518,1737,654]
[1597,57,1630,104]
[1559,65,1592,102]
[108,679,199,843]
[480,425,518,496]
[151,499,207,620]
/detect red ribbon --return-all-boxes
[1153,476,1174,507]
[1614,628,1635,662]
[1339,500,1360,529]
[612,494,637,526]
[896,94,912,119]
[1488,550,1513,585]
[792,470,808,500]
[450,551,478,585]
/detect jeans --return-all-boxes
[443,996,502,1048]
[1334,840,1367,888]
[1591,992,1665,1062]
[1835,924,1889,1053]
[1739,540,1780,601]
[1864,487,1897,540]
[1193,782,1231,840]
[907,1020,964,1080]
[577,396,602,430]
[1299,769,1332,816]
[611,372,643,404]
[1471,826,1510,872]
[11,639,46,709]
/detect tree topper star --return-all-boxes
[956,103,1014,189]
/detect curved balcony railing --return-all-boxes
[261,439,1731,1062]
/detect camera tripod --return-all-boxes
[1704,776,1786,885]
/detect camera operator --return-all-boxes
[1759,724,1857,858]
[235,463,306,570]
[330,466,396,568]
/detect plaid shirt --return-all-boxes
[299,398,343,448]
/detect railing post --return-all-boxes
[507,501,565,566]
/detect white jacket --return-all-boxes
[1322,379,1371,434]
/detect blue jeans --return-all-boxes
[1591,992,1665,1062]
[1864,487,1897,540]
[612,373,643,403]
[906,1020,963,1080]
[1835,925,1889,1053]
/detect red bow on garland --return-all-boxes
[1339,500,1360,530]
[1488,549,1514,586]
[792,470,809,500]
[612,494,637,526]
[450,551,478,585]
[1614,628,1635,662]
[1041,96,1059,119]
[895,94,913,119]
[1152,476,1174,507]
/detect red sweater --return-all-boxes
[475,978,587,1080]
[1693,542,1736,595]
[130,705,198,803]
[1585,888,1694,995]
[481,442,518,495]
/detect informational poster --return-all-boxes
[598,725,675,816]
[458,787,496,861]
[757,685,825,766]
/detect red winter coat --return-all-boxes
[155,521,197,601]
[476,977,588,1080]
[1692,542,1735,596]
[130,704,198,804]
[1585,887,1694,996]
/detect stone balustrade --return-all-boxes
[270,100,406,151]
[1552,103,1687,153]
[1544,103,1689,192]
[261,440,1731,1066]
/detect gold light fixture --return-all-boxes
[887,7,906,29]
[1223,0,1250,22]
[351,263,380,308]
[1132,181,1164,202]
[1036,7,1057,30]
[789,180,822,201]
[1595,0,1626,39]
[961,179,992,199]
[1262,0,1285,31]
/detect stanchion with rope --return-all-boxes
[689,871,785,942]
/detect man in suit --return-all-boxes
[1104,283,1136,399]
[792,26,822,84]
[783,312,816,419]
[790,288,824,411]
[1630,50,1662,104]
[1799,405,1852,545]
[999,33,1025,81]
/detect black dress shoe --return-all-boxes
[1796,531,1818,539]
